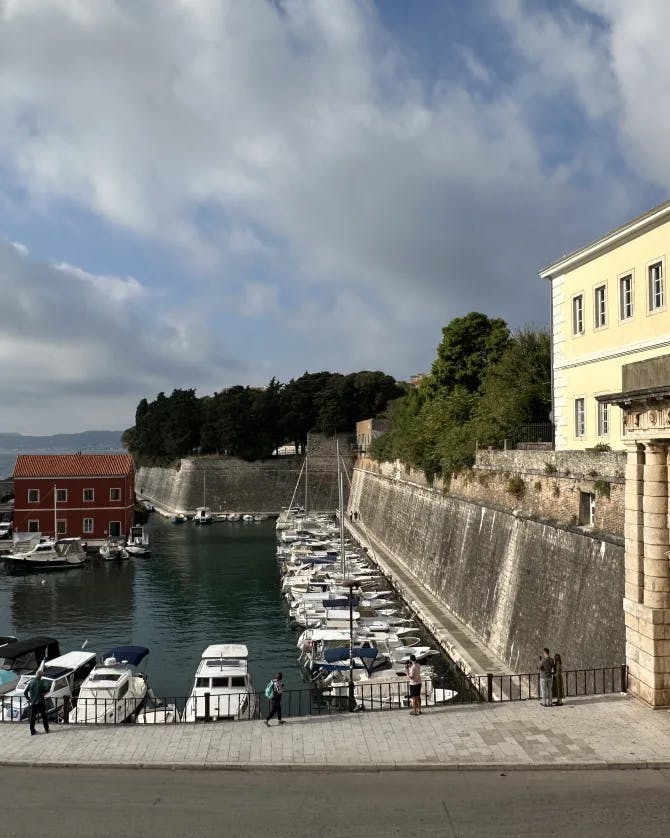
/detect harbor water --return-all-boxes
[0,517,304,697]
[0,515,461,702]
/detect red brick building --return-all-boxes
[12,453,135,540]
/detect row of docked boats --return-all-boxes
[171,508,270,524]
[3,525,151,572]
[0,635,257,725]
[277,508,457,709]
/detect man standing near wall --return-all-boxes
[538,648,554,707]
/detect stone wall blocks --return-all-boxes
[642,526,670,547]
[644,590,670,609]
[643,558,670,578]
[643,496,670,514]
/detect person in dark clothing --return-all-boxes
[24,671,50,735]
[266,671,285,726]
[538,648,554,707]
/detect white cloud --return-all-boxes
[0,0,667,434]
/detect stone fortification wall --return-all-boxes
[137,433,353,515]
[349,464,624,672]
[358,451,625,536]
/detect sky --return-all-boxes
[0,0,668,434]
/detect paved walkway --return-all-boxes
[346,519,511,678]
[2,695,670,771]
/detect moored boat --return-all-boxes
[5,534,87,573]
[193,507,213,525]
[182,644,257,721]
[70,645,149,724]
[99,537,129,560]
[126,524,150,556]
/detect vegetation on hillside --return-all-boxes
[369,312,551,480]
[122,371,405,463]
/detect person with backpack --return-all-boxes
[265,671,285,726]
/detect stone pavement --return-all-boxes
[2,694,670,771]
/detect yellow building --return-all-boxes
[540,200,670,450]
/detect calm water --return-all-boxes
[0,517,304,697]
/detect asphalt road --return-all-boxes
[3,767,670,837]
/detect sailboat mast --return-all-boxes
[53,483,57,539]
[304,447,308,513]
[337,441,345,576]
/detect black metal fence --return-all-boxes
[0,665,626,725]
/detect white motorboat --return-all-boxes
[242,513,254,522]
[182,644,257,722]
[227,512,241,522]
[126,525,150,556]
[70,646,149,724]
[99,537,129,560]
[135,690,179,724]
[171,512,187,524]
[193,506,212,525]
[0,649,96,723]
[5,534,87,572]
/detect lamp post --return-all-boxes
[343,578,358,712]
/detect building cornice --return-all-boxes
[539,199,670,280]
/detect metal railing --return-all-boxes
[0,666,626,725]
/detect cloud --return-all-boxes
[0,0,667,434]
[0,239,245,432]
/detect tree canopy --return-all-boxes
[123,371,405,463]
[369,314,551,479]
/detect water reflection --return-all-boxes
[1,518,303,698]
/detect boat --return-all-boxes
[5,534,87,573]
[242,513,253,522]
[193,472,212,524]
[0,636,61,695]
[193,507,213,525]
[0,649,97,723]
[70,645,149,724]
[126,524,150,556]
[253,514,268,521]
[171,513,187,524]
[227,512,241,522]
[182,644,257,722]
[135,690,179,724]
[99,537,129,560]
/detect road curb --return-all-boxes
[2,758,670,772]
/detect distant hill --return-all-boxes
[0,431,124,478]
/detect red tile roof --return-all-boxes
[13,453,134,478]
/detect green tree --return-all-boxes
[428,312,510,395]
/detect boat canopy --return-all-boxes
[102,645,149,667]
[324,647,379,663]
[0,636,60,666]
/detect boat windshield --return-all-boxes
[90,673,123,683]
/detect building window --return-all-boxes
[28,489,39,503]
[648,261,664,311]
[28,520,39,532]
[620,274,633,320]
[56,519,67,535]
[575,398,585,438]
[83,488,94,502]
[579,491,596,526]
[572,294,584,335]
[56,488,68,503]
[597,401,609,436]
[594,285,607,328]
[109,488,121,502]
[83,518,94,534]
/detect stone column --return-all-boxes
[625,442,670,706]
[642,443,670,609]
[624,444,644,604]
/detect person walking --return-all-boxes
[265,671,285,726]
[538,648,554,707]
[552,653,564,706]
[405,654,422,716]
[24,669,50,735]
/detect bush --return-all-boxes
[534,481,542,492]
[593,442,611,453]
[544,462,557,475]
[507,476,525,499]
[593,479,611,499]
[588,469,599,478]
